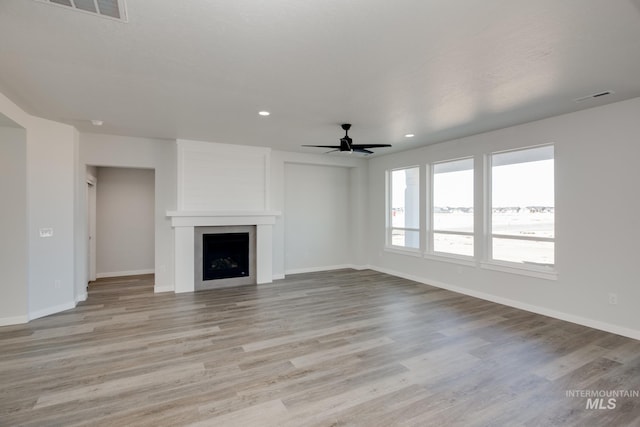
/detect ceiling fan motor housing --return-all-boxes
[340,136,352,151]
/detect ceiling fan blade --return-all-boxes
[324,149,340,154]
[350,144,392,148]
[302,145,341,149]
[353,148,374,154]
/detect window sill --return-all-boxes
[480,261,558,281]
[424,252,476,267]
[384,246,423,258]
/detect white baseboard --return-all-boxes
[285,264,356,275]
[272,273,285,280]
[154,285,174,293]
[369,265,640,342]
[29,301,76,321]
[282,264,369,277]
[0,314,29,326]
[75,292,87,303]
[96,269,154,279]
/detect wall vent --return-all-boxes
[574,90,614,103]
[34,0,128,22]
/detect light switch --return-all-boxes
[39,228,54,238]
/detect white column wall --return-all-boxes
[0,125,28,324]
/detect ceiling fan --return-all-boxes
[302,124,392,155]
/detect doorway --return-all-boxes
[86,166,155,282]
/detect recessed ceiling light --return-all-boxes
[258,111,270,116]
[91,120,104,126]
[404,134,415,138]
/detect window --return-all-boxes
[389,167,420,249]
[490,145,554,267]
[432,158,474,256]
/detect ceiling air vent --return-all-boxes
[574,90,614,103]
[35,0,127,22]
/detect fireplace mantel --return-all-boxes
[167,210,280,227]
[167,210,281,293]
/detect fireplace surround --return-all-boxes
[168,210,279,293]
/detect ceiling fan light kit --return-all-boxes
[302,123,392,155]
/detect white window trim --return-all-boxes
[485,144,557,276]
[428,157,475,260]
[387,227,421,250]
[480,260,558,280]
[386,166,421,250]
[384,246,423,257]
[383,145,558,281]
[424,252,476,267]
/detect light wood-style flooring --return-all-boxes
[1,270,639,426]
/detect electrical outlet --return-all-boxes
[608,293,618,305]
[39,228,54,238]
[54,280,61,289]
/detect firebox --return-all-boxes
[202,233,249,280]
[194,225,256,290]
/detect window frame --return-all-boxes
[428,157,475,260]
[386,165,421,252]
[482,144,557,279]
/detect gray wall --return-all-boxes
[284,163,351,273]
[0,124,28,322]
[96,167,155,277]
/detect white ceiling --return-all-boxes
[1,0,640,155]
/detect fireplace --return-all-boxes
[194,225,256,290]
[167,210,279,293]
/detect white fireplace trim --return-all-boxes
[167,210,280,293]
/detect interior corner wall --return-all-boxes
[271,150,368,278]
[0,125,28,324]
[0,92,78,323]
[79,133,177,292]
[95,167,155,278]
[366,97,640,339]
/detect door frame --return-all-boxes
[86,173,97,283]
